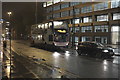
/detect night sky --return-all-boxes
[2,2,45,39]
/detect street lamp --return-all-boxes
[7,11,12,79]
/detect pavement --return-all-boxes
[5,40,118,78]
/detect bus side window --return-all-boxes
[49,35,53,41]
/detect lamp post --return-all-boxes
[72,6,75,48]
[7,11,12,79]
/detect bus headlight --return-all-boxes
[103,50,109,53]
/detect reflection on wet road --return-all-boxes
[51,51,118,78]
[3,49,70,79]
[2,40,119,79]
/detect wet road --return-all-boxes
[2,40,119,79]
[2,49,66,79]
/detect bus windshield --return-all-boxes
[54,29,68,42]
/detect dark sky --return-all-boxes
[2,2,45,38]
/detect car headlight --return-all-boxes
[75,46,78,50]
[103,50,109,53]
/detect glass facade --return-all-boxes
[94,25,108,32]
[81,26,92,32]
[113,13,120,20]
[81,6,92,13]
[45,1,120,44]
[94,2,108,11]
[96,14,108,21]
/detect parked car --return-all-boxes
[76,41,114,59]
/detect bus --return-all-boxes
[31,21,69,47]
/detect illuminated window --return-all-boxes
[43,2,47,7]
[111,26,119,32]
[75,19,80,24]
[96,14,108,21]
[113,13,120,20]
[94,25,108,32]
[53,0,60,4]
[81,36,91,42]
[81,26,92,32]
[111,0,120,8]
[95,36,107,44]
[47,0,53,6]
[82,16,92,23]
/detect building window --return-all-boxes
[111,26,120,44]
[95,36,107,44]
[96,14,108,21]
[111,26,120,32]
[111,0,120,8]
[81,36,92,42]
[74,8,80,14]
[54,5,60,11]
[113,13,120,20]
[81,6,92,13]
[61,3,69,9]
[47,15,52,20]
[70,2,80,6]
[74,19,80,24]
[69,27,73,32]
[82,16,92,23]
[94,25,108,32]
[81,26,92,32]
[70,9,73,16]
[75,36,79,46]
[53,0,60,4]
[47,7,52,13]
[53,13,60,18]
[61,11,69,17]
[94,2,108,11]
[75,27,80,33]
[43,2,47,7]
[47,0,53,6]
